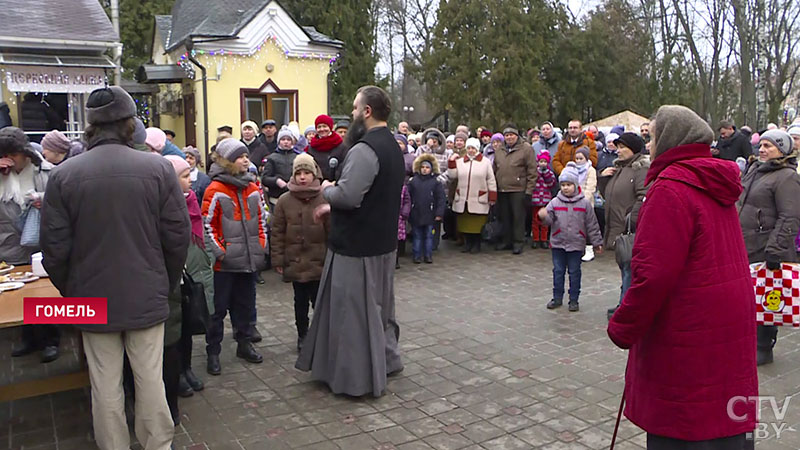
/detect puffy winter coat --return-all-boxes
[447,153,497,215]
[603,153,650,249]
[542,191,602,252]
[553,134,597,175]
[576,165,597,199]
[738,151,800,264]
[532,168,556,207]
[244,139,270,171]
[408,154,446,227]
[608,143,757,441]
[596,149,618,197]
[532,134,561,157]
[41,143,190,333]
[493,139,537,194]
[262,148,298,200]
[270,185,328,282]
[0,158,52,265]
[202,163,268,273]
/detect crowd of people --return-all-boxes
[2,81,800,449]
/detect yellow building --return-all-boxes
[139,0,342,162]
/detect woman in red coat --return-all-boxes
[608,105,757,449]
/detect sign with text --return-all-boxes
[24,298,107,324]
[4,65,106,93]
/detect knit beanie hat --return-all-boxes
[183,146,200,160]
[292,152,321,178]
[446,135,455,144]
[304,125,316,136]
[787,124,800,137]
[559,161,580,185]
[614,132,645,154]
[165,155,190,175]
[395,133,408,149]
[315,114,334,129]
[277,125,294,142]
[605,133,620,145]
[651,105,714,158]
[759,129,794,155]
[86,86,137,125]
[491,133,504,143]
[465,138,481,151]
[133,118,147,145]
[216,138,248,162]
[575,146,590,160]
[288,122,301,141]
[420,160,432,169]
[241,120,258,134]
[480,130,492,138]
[334,121,349,130]
[537,150,551,163]
[145,127,167,151]
[503,127,520,136]
[455,131,469,142]
[41,130,71,154]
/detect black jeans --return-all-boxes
[206,272,255,355]
[497,192,526,246]
[179,303,194,371]
[552,248,582,302]
[293,281,319,338]
[163,343,181,425]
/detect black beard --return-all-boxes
[345,115,368,148]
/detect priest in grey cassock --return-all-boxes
[295,86,405,397]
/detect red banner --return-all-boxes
[24,298,107,324]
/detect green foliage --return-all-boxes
[113,0,175,79]
[283,0,378,115]
[423,0,562,129]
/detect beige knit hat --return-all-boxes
[293,153,322,179]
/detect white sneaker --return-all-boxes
[582,245,594,262]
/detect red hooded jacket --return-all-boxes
[608,143,758,441]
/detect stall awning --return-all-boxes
[136,64,189,84]
[0,53,115,68]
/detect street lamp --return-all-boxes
[403,105,414,121]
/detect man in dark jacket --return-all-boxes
[713,120,752,161]
[258,119,278,155]
[40,86,190,450]
[493,126,537,254]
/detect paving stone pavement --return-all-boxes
[3,243,800,449]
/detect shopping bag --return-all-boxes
[181,271,209,335]
[20,207,40,247]
[481,206,503,243]
[751,262,800,327]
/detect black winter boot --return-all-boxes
[757,325,778,366]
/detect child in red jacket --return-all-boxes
[531,151,556,249]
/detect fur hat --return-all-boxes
[465,137,481,151]
[215,138,248,162]
[503,127,520,136]
[86,86,137,125]
[759,129,794,155]
[537,150,551,163]
[491,133,504,143]
[454,131,469,142]
[651,105,714,158]
[164,155,190,175]
[0,127,40,165]
[41,130,71,154]
[277,126,294,142]
[559,161,580,185]
[315,114,334,129]
[413,153,440,174]
[145,127,167,151]
[241,121,258,134]
[292,152,321,179]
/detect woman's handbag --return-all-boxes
[20,207,40,247]
[614,214,634,267]
[181,271,209,335]
[481,206,503,243]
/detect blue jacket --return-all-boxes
[407,173,445,227]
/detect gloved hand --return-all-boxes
[766,256,781,271]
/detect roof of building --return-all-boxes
[0,0,118,44]
[154,15,173,50]
[165,0,341,51]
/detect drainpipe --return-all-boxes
[184,39,209,164]
[109,0,121,85]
